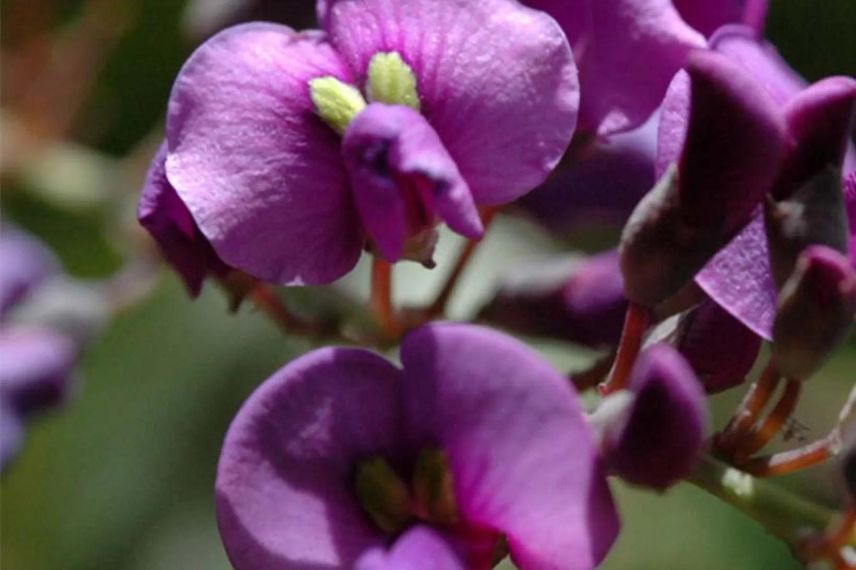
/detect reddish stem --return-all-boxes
[716,359,781,455]
[426,207,497,318]
[741,436,833,477]
[371,257,401,340]
[599,302,650,395]
[735,379,803,461]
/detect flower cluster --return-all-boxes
[138,0,856,568]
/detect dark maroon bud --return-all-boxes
[478,251,627,348]
[600,344,708,490]
[675,299,761,393]
[772,245,856,379]
[620,51,786,306]
[765,165,849,288]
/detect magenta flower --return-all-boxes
[156,0,578,286]
[216,323,618,569]
[526,0,705,136]
[656,26,856,336]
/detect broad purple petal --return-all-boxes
[674,0,768,37]
[0,226,59,316]
[323,0,579,204]
[166,23,363,285]
[401,323,619,570]
[138,144,230,296]
[356,527,465,570]
[578,0,704,136]
[0,328,76,416]
[709,25,805,103]
[342,103,481,262]
[606,345,708,489]
[216,348,404,569]
[696,216,778,338]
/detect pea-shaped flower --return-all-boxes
[152,0,578,286]
[216,323,618,569]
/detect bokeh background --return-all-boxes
[1,1,855,569]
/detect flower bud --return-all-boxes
[773,76,856,200]
[620,51,786,305]
[478,251,627,348]
[772,246,856,379]
[764,165,849,288]
[674,299,761,393]
[602,344,708,490]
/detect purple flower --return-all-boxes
[138,144,232,296]
[0,328,76,468]
[657,25,856,338]
[598,345,708,489]
[526,0,705,136]
[216,323,618,569]
[158,0,579,285]
[478,250,628,348]
[0,225,59,316]
[620,50,787,306]
[0,226,79,470]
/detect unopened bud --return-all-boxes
[765,165,849,288]
[773,76,856,200]
[675,299,761,394]
[772,246,856,379]
[602,345,708,490]
[621,51,786,306]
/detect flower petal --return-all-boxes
[323,0,579,204]
[0,225,59,315]
[673,0,768,37]
[696,215,778,339]
[605,345,708,489]
[216,347,404,569]
[342,103,481,262]
[166,23,363,285]
[579,0,704,136]
[138,143,230,296]
[0,328,76,416]
[355,526,465,570]
[400,323,618,570]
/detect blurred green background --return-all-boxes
[1,1,854,569]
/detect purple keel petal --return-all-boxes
[356,526,465,570]
[216,347,404,570]
[0,225,59,316]
[846,171,856,267]
[342,103,481,262]
[166,23,363,285]
[579,0,704,136]
[137,143,230,296]
[323,0,579,204]
[605,345,708,489]
[401,323,618,570]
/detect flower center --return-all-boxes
[354,447,459,536]
[309,51,420,134]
